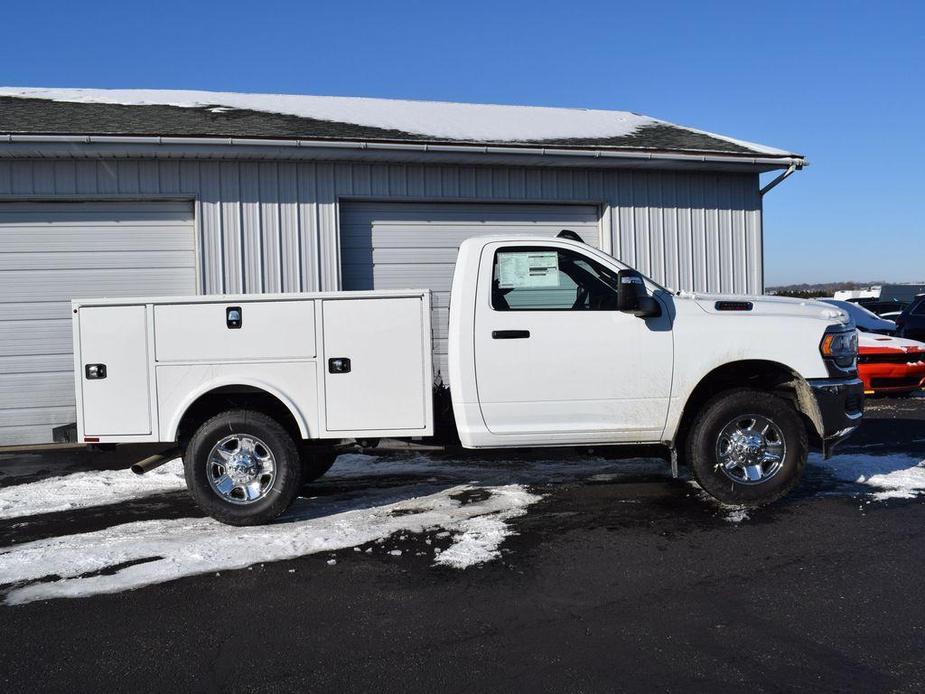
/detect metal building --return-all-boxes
[0,89,805,445]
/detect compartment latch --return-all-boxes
[226,306,242,329]
[328,357,351,374]
[85,363,107,379]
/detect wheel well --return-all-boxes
[674,360,822,459]
[176,386,303,451]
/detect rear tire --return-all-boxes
[300,446,338,484]
[686,389,807,506]
[184,409,302,526]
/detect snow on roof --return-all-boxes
[0,86,795,157]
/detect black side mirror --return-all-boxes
[634,296,662,318]
[618,269,661,318]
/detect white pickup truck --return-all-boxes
[70,234,863,525]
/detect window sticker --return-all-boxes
[497,251,560,289]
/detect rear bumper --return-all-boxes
[807,377,864,457]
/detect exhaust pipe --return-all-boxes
[131,448,181,475]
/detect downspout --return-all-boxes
[757,161,803,294]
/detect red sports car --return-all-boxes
[857,332,925,395]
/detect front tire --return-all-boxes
[184,409,302,526]
[687,389,807,506]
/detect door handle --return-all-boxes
[492,330,530,339]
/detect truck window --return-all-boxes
[491,247,620,311]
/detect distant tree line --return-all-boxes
[770,289,831,299]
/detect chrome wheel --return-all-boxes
[715,414,786,485]
[206,434,277,505]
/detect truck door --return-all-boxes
[474,243,673,442]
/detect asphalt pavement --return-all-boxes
[1,396,924,693]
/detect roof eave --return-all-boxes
[0,133,806,172]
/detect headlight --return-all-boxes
[820,327,858,369]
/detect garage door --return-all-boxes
[0,201,196,445]
[340,202,600,381]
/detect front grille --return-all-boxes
[858,352,925,365]
[870,376,924,388]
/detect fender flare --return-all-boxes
[164,377,310,441]
[669,359,826,444]
[788,375,826,441]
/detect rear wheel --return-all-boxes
[184,409,302,526]
[687,389,807,506]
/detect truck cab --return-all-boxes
[71,235,864,525]
[449,237,674,447]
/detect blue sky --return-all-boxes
[3,0,922,285]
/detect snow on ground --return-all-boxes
[691,452,925,520]
[0,482,539,605]
[0,87,793,154]
[723,508,750,523]
[0,459,185,519]
[809,452,925,500]
[2,449,924,604]
[431,486,532,569]
[0,452,669,604]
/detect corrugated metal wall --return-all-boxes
[0,158,763,294]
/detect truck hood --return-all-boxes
[677,292,850,324]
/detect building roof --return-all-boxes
[0,88,803,163]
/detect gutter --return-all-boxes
[0,132,807,169]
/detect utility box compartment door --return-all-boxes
[154,301,316,363]
[79,305,151,435]
[322,297,428,432]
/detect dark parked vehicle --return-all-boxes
[896,294,925,342]
[848,298,909,317]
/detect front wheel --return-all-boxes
[183,409,302,526]
[686,389,807,506]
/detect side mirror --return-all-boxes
[634,296,662,318]
[618,269,661,318]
